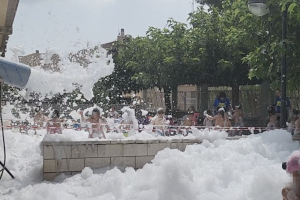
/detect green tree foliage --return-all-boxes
[240,0,300,90]
[97,0,300,111]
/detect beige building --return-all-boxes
[18,50,61,72]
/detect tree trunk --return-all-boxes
[171,85,178,111]
[164,87,171,115]
[231,83,239,108]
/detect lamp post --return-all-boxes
[248,0,288,128]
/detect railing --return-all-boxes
[2,119,277,134]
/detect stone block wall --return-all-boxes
[42,138,201,181]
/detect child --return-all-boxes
[206,107,231,128]
[230,103,244,136]
[267,106,277,130]
[79,107,107,139]
[34,107,48,128]
[294,111,300,135]
[46,110,64,134]
[232,103,244,127]
[150,108,169,136]
[203,110,214,127]
[281,152,300,200]
[181,110,196,126]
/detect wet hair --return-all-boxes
[92,108,101,117]
[206,109,212,116]
[218,92,227,100]
[157,108,164,114]
[92,108,100,113]
[268,106,275,116]
[52,110,60,118]
[217,107,225,118]
[235,103,242,109]
[188,106,195,112]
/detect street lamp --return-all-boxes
[248,0,288,128]
[248,0,269,16]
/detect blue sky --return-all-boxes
[6,0,195,58]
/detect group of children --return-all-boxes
[33,107,109,139]
[202,103,244,128]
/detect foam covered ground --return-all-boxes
[0,129,298,200]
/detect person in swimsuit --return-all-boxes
[294,111,300,135]
[203,110,214,127]
[150,108,169,136]
[206,107,231,128]
[33,106,48,134]
[231,103,244,136]
[267,106,277,130]
[181,110,196,126]
[46,109,64,134]
[79,108,107,139]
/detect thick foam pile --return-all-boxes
[0,129,298,200]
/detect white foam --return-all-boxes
[24,46,114,101]
[0,129,297,199]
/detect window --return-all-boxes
[191,91,197,98]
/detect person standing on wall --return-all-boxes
[213,92,232,115]
[273,89,291,127]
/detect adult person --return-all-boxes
[273,89,291,126]
[79,108,107,139]
[213,92,232,115]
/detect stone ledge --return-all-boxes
[44,145,72,160]
[43,138,203,181]
[111,156,135,168]
[72,144,98,158]
[43,138,200,146]
[85,157,110,169]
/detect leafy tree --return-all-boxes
[239,0,300,91]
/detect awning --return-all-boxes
[0,0,20,57]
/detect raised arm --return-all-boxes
[206,114,216,121]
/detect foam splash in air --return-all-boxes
[23,45,114,100]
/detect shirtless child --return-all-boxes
[206,107,231,128]
[79,108,107,139]
[232,103,244,127]
[294,111,300,135]
[267,106,277,130]
[34,107,48,128]
[181,111,196,126]
[46,110,64,134]
[203,110,214,127]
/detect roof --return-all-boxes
[101,41,116,51]
[0,0,20,57]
